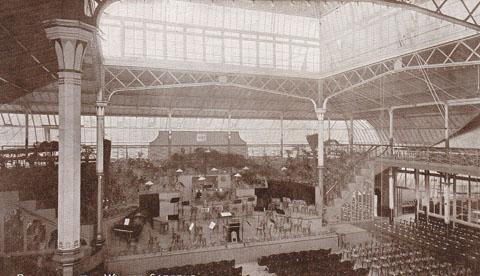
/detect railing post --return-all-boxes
[389,108,394,156]
[477,149,479,167]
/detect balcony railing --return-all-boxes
[326,143,480,168]
[382,146,480,168]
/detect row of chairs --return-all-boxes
[372,220,475,275]
[419,213,480,240]
[258,249,368,276]
[397,216,480,267]
[343,239,471,276]
[148,260,241,276]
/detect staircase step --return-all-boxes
[333,198,343,206]
[355,175,365,185]
[18,200,37,211]
[37,208,56,221]
[326,207,341,215]
[347,182,356,191]
[0,191,20,205]
[360,168,370,176]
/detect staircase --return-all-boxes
[0,191,57,223]
[0,190,58,253]
[324,161,375,224]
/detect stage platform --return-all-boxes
[106,232,338,275]
[105,222,371,275]
[330,223,372,248]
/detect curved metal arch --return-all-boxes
[93,0,121,27]
[349,0,480,31]
[106,82,318,111]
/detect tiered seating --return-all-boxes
[341,193,374,222]
[148,260,241,276]
[258,249,368,276]
[372,218,477,274]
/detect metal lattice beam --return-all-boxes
[338,0,480,31]
[102,65,319,106]
[322,35,480,107]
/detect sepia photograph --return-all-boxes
[1,0,480,275]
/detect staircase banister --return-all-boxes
[14,203,57,226]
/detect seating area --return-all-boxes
[258,249,368,276]
[342,239,471,276]
[406,214,480,270]
[366,217,478,275]
[147,260,241,276]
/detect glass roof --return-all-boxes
[318,1,476,75]
[100,0,321,73]
[100,0,477,76]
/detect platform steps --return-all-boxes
[2,190,57,225]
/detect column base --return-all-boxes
[314,186,324,226]
[53,247,83,276]
[95,236,106,249]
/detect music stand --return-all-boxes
[181,200,189,219]
[170,197,180,220]
[275,208,285,215]
[220,212,232,218]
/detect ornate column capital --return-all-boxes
[96,100,108,107]
[315,108,326,120]
[44,19,96,73]
[96,101,108,116]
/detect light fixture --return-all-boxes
[234,173,242,178]
[145,181,154,186]
[176,168,183,173]
[198,176,206,181]
[242,166,249,170]
[205,149,211,153]
[211,167,218,172]
[281,167,287,171]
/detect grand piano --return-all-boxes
[112,208,145,242]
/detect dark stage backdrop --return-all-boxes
[255,179,315,208]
